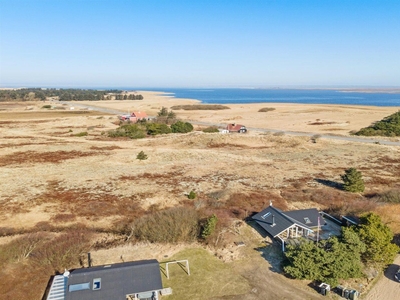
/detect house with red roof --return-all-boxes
[119,111,148,123]
[226,123,247,133]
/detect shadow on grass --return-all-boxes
[315,178,343,190]
[254,243,284,274]
[246,219,284,274]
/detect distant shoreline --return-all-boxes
[1,87,400,94]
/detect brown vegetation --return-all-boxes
[170,104,230,110]
[0,100,399,299]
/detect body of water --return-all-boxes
[142,88,400,107]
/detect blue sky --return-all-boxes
[0,0,399,88]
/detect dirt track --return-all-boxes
[364,255,400,300]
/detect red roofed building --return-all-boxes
[226,123,247,133]
[130,111,148,122]
[119,111,148,123]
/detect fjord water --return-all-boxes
[147,88,400,106]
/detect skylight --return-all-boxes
[261,212,271,219]
[304,217,311,224]
[69,282,90,292]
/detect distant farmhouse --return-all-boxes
[252,204,342,251]
[46,259,163,300]
[119,111,148,123]
[226,123,247,133]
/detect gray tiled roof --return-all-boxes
[66,259,162,300]
[285,208,323,228]
[252,206,295,237]
[252,206,321,238]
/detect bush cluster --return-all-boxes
[130,207,200,243]
[284,213,399,286]
[108,120,194,138]
[355,110,400,137]
[202,126,220,133]
[258,107,276,112]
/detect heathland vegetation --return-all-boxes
[0,98,399,299]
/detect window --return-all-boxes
[261,212,271,220]
[93,278,101,290]
[69,282,90,292]
[304,217,311,224]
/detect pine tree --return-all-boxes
[341,168,365,192]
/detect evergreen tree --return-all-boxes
[201,214,218,239]
[351,212,399,268]
[341,168,365,192]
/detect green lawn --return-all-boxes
[160,247,251,300]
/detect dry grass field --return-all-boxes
[0,97,399,299]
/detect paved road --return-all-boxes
[60,101,400,147]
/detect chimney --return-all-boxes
[272,215,275,226]
[88,252,92,268]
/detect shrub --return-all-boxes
[75,131,88,137]
[188,190,197,199]
[170,104,230,110]
[131,207,199,243]
[202,126,219,133]
[146,122,171,135]
[30,229,93,272]
[108,124,146,139]
[311,134,321,143]
[41,105,51,109]
[171,121,194,133]
[341,168,365,193]
[376,189,400,203]
[273,131,285,136]
[258,107,275,112]
[0,233,47,265]
[136,151,148,160]
[201,214,218,239]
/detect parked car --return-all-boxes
[395,267,400,282]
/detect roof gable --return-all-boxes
[226,123,245,131]
[252,206,295,237]
[131,111,147,119]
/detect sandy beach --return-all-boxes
[72,90,400,136]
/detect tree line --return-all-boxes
[0,88,143,102]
